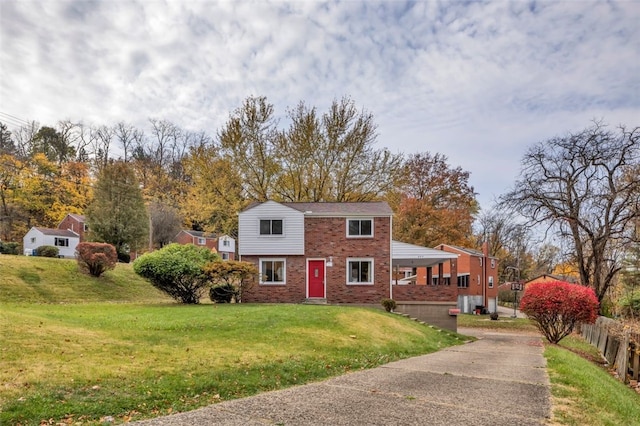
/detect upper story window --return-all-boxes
[347,218,373,237]
[488,276,494,288]
[260,219,283,235]
[83,224,89,232]
[30,237,36,244]
[54,237,69,247]
[222,239,230,247]
[491,259,496,269]
[197,237,206,245]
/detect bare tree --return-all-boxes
[114,122,141,162]
[501,122,640,304]
[149,201,183,248]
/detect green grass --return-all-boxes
[546,338,640,426]
[1,304,464,424]
[0,255,172,303]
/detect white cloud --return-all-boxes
[1,0,638,210]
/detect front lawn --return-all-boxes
[1,303,464,424]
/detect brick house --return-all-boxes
[238,201,459,330]
[422,244,499,313]
[174,230,236,260]
[58,213,88,242]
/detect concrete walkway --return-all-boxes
[135,327,551,426]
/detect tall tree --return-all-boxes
[0,122,14,155]
[149,201,183,248]
[219,96,403,202]
[0,153,24,240]
[392,152,478,248]
[86,161,149,254]
[32,126,75,164]
[501,122,640,305]
[475,208,536,280]
[218,96,280,201]
[182,143,245,236]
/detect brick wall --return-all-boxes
[392,283,457,302]
[58,216,85,241]
[242,216,392,304]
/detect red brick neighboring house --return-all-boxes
[425,243,499,313]
[174,230,236,260]
[238,201,459,330]
[58,213,88,242]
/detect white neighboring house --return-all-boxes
[23,227,80,258]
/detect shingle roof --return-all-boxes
[34,227,79,237]
[243,201,393,216]
[283,201,392,216]
[180,230,217,238]
[67,213,85,222]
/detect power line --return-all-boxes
[0,112,33,129]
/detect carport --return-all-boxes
[390,240,460,331]
[391,240,458,287]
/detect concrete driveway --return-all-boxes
[134,327,550,425]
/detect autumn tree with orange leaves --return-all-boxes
[391,152,478,248]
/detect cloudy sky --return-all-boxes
[1,0,638,210]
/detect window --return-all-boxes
[221,252,229,260]
[347,219,373,237]
[223,239,230,247]
[432,276,450,286]
[54,238,69,247]
[488,276,494,288]
[260,219,283,235]
[83,224,89,232]
[260,259,285,284]
[30,237,36,244]
[457,275,469,288]
[491,259,496,269]
[197,237,206,245]
[347,258,373,284]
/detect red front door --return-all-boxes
[308,260,325,298]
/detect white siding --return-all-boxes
[22,228,80,258]
[23,228,44,255]
[217,235,236,253]
[239,201,305,255]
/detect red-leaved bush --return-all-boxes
[519,280,599,344]
[76,242,118,277]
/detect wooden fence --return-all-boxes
[580,316,640,384]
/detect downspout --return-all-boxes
[389,215,393,300]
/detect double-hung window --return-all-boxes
[347,258,373,285]
[260,219,283,235]
[347,218,373,237]
[54,238,69,247]
[260,259,286,284]
[197,237,206,245]
[457,275,469,288]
